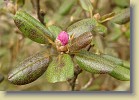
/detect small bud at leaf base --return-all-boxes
[57,31,69,46]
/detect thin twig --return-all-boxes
[68,44,92,91]
[81,74,95,90]
[36,0,45,25]
[68,66,82,91]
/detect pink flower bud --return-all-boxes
[57,31,69,46]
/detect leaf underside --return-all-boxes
[69,32,93,52]
[8,51,50,85]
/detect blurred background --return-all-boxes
[0,0,130,91]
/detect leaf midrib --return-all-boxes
[9,56,49,79]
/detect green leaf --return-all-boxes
[94,35,104,53]
[101,54,123,66]
[67,18,97,37]
[112,0,130,8]
[8,51,50,85]
[123,61,130,69]
[105,26,122,41]
[48,25,62,40]
[99,12,115,23]
[111,8,130,24]
[79,0,93,12]
[75,51,130,81]
[69,32,93,52]
[109,65,130,81]
[58,0,76,15]
[94,24,107,35]
[75,51,116,74]
[46,54,74,83]
[14,10,53,44]
[71,6,82,18]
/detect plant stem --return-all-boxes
[81,74,95,90]
[68,45,92,91]
[68,66,82,91]
[36,0,45,25]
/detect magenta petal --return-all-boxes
[57,31,69,45]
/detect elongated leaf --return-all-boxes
[69,32,93,52]
[111,8,130,24]
[101,54,123,66]
[79,0,93,12]
[58,0,76,15]
[105,28,122,41]
[8,51,50,85]
[75,51,116,74]
[71,6,82,18]
[14,10,53,44]
[46,54,74,83]
[67,18,97,37]
[48,25,62,40]
[123,61,130,69]
[109,65,130,81]
[67,18,107,37]
[112,0,130,8]
[75,51,130,81]
[16,11,53,38]
[95,35,104,53]
[94,24,107,35]
[99,12,115,23]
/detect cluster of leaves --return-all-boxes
[0,0,130,91]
